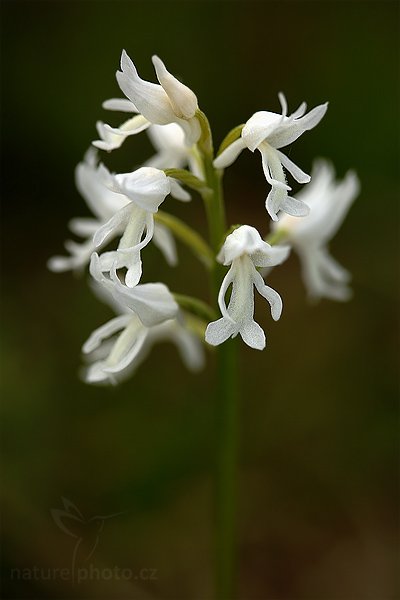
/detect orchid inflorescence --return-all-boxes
[49,51,360,385]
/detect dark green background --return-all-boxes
[1,1,399,598]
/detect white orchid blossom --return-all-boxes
[214,94,328,221]
[273,159,360,301]
[205,226,290,350]
[83,261,202,384]
[92,164,189,286]
[83,311,205,385]
[48,151,178,273]
[107,51,201,147]
[90,252,178,326]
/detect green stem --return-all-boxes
[215,337,239,600]
[203,158,226,260]
[197,114,239,600]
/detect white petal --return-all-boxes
[295,102,328,131]
[93,121,125,152]
[89,252,114,292]
[75,155,128,221]
[147,122,186,152]
[93,116,150,152]
[205,318,237,346]
[102,98,139,112]
[280,195,310,217]
[252,270,283,321]
[125,255,144,288]
[69,217,100,237]
[118,212,154,287]
[82,315,132,354]
[278,92,288,117]
[217,267,235,321]
[93,204,133,247]
[168,178,191,202]
[116,50,176,125]
[110,273,178,326]
[277,150,311,184]
[251,244,291,268]
[104,115,150,136]
[290,101,307,119]
[176,116,201,146]
[47,255,72,273]
[105,325,148,374]
[97,249,143,288]
[169,321,205,371]
[240,319,266,350]
[85,361,114,384]
[318,247,351,283]
[296,246,343,301]
[47,238,95,273]
[213,138,246,169]
[314,170,360,242]
[259,144,291,190]
[152,55,198,119]
[143,150,175,170]
[265,186,286,221]
[153,223,178,266]
[268,102,328,149]
[118,207,151,251]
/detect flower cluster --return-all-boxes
[50,51,360,384]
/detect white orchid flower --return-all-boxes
[214,94,328,221]
[83,312,205,385]
[93,165,190,286]
[48,151,178,273]
[83,266,202,384]
[105,51,201,147]
[205,226,290,350]
[90,252,178,326]
[273,159,360,301]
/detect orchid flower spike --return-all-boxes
[205,226,290,350]
[93,165,190,287]
[107,51,201,147]
[273,159,360,301]
[214,93,328,221]
[48,151,178,273]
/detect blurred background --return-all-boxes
[1,1,399,598]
